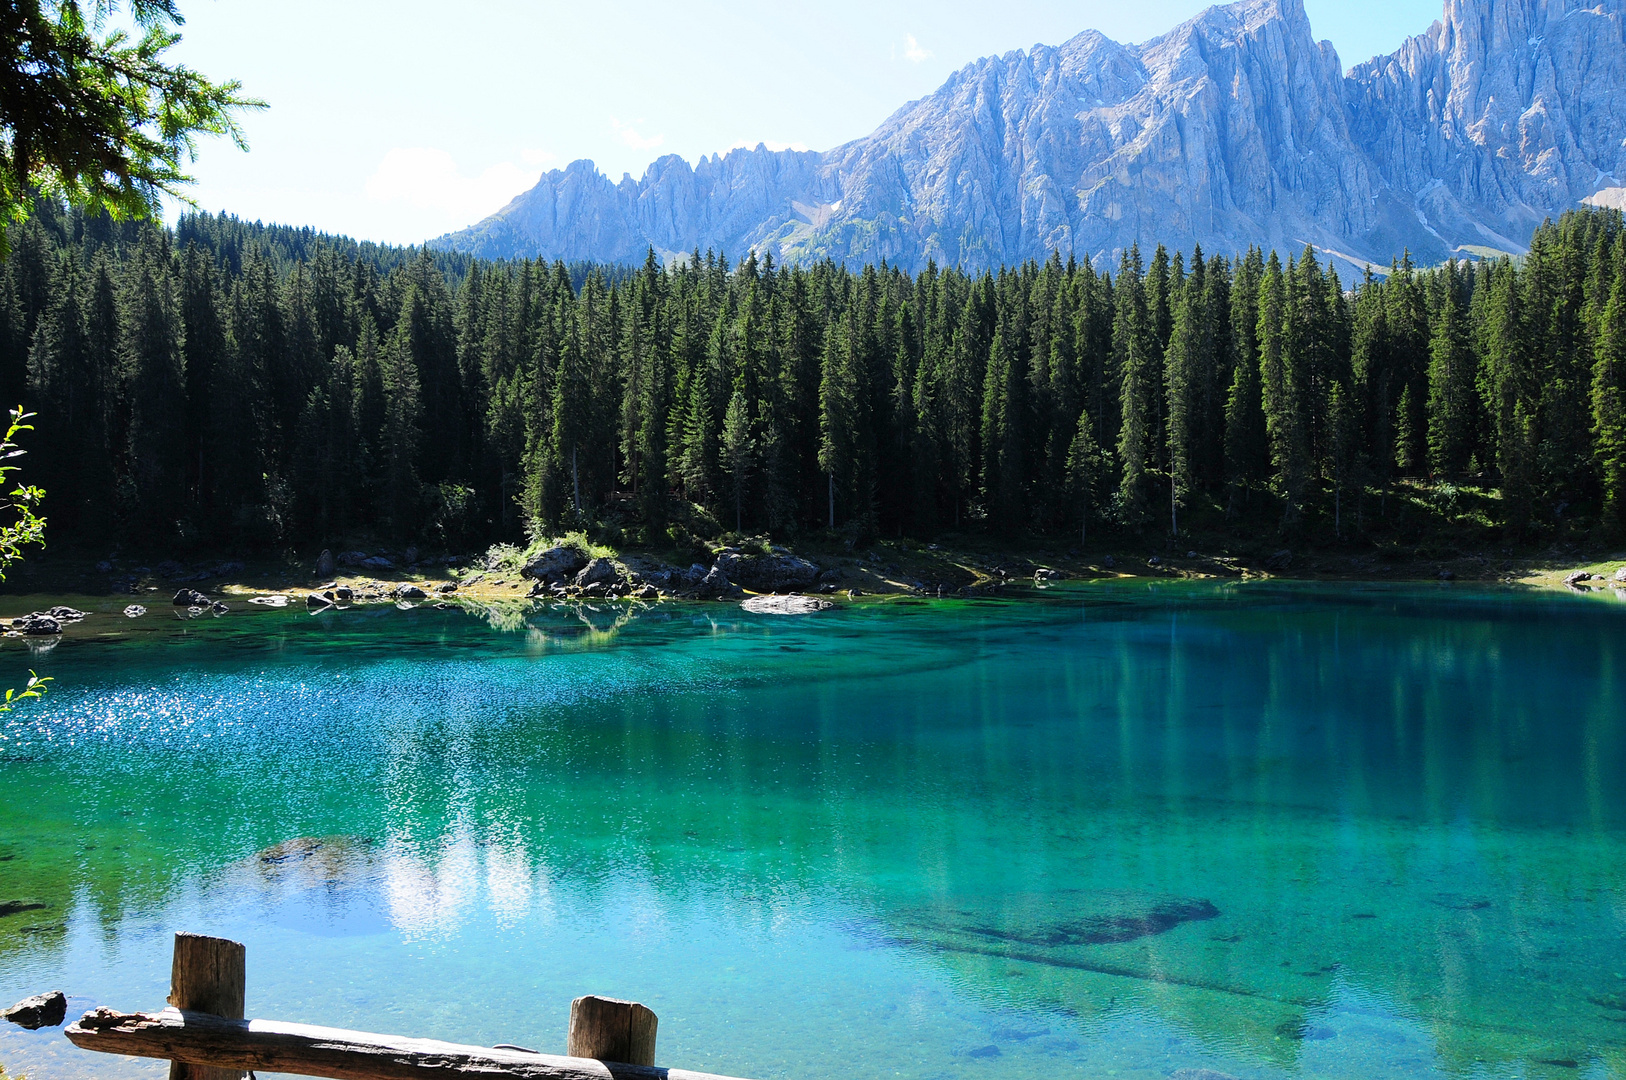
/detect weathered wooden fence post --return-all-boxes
[167,932,247,1080]
[567,995,658,1066]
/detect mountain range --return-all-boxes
[434,0,1626,273]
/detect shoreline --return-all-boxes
[2,542,1624,640]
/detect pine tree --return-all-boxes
[1592,236,1626,534]
[381,319,424,536]
[1065,407,1104,545]
[721,388,753,533]
[1426,262,1476,476]
[1116,246,1157,526]
[1259,251,1308,522]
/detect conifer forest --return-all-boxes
[5,200,1626,554]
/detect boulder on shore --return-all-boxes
[715,552,821,591]
[394,584,428,600]
[17,615,60,635]
[522,546,589,583]
[316,549,336,577]
[697,565,743,599]
[172,588,209,607]
[741,594,834,615]
[575,557,619,588]
[2,990,66,1030]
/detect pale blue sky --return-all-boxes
[164,0,1446,245]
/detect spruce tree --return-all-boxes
[1426,262,1476,476]
[721,388,753,533]
[1592,236,1626,534]
[1116,246,1157,527]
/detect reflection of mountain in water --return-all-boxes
[3,585,1625,1078]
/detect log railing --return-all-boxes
[65,933,757,1080]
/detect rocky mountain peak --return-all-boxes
[437,0,1626,274]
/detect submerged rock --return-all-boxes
[741,594,834,615]
[123,605,147,618]
[3,990,67,1029]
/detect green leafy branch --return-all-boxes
[0,0,265,251]
[0,407,47,712]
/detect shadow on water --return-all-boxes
[2,582,1625,1079]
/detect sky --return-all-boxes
[162,0,1447,246]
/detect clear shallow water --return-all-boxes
[0,583,1624,1080]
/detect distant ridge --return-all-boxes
[435,0,1626,273]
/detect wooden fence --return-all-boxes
[65,932,758,1080]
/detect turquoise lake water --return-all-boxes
[0,582,1624,1080]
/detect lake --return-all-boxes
[1,582,1623,1080]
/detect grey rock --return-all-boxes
[361,556,394,571]
[306,592,333,608]
[697,565,743,599]
[17,615,60,635]
[437,582,458,593]
[1614,567,1626,583]
[123,605,147,618]
[714,552,822,591]
[636,584,660,599]
[1102,555,1116,568]
[211,601,229,614]
[335,586,354,601]
[522,546,589,583]
[435,0,1626,276]
[1265,549,1294,571]
[404,546,420,565]
[1564,570,1593,586]
[46,607,86,621]
[316,549,336,577]
[1438,569,1457,581]
[172,588,209,607]
[95,560,113,573]
[575,557,619,588]
[394,584,428,600]
[336,551,368,567]
[2,990,66,1029]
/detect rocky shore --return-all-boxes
[3,538,1625,638]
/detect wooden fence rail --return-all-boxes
[64,933,758,1080]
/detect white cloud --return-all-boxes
[363,148,538,219]
[611,117,665,151]
[903,33,932,63]
[520,147,558,167]
[728,139,811,153]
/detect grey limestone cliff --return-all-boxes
[435,0,1626,273]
